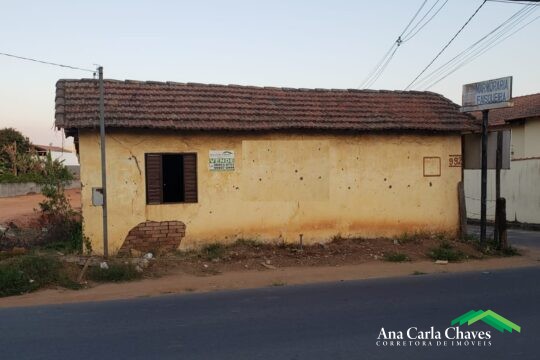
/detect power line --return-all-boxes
[416,4,534,88]
[414,4,536,89]
[404,0,487,90]
[420,4,537,88]
[425,12,539,89]
[359,0,428,88]
[402,0,450,42]
[487,0,540,5]
[0,51,95,73]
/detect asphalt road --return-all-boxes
[1,266,539,360]
[468,224,540,249]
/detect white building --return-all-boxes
[464,93,540,225]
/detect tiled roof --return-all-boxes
[55,79,478,133]
[474,93,540,127]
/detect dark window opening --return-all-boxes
[145,153,198,204]
[162,154,184,203]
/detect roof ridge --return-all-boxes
[56,78,444,95]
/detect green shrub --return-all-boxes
[383,251,410,262]
[42,219,90,254]
[0,255,61,297]
[428,241,465,262]
[87,263,141,283]
[0,172,45,183]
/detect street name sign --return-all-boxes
[461,76,513,112]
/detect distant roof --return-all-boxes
[55,79,478,133]
[474,93,540,127]
[33,144,72,153]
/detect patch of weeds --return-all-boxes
[394,232,416,244]
[184,288,195,292]
[501,246,520,257]
[463,233,480,243]
[235,238,261,248]
[42,218,91,255]
[271,281,286,287]
[0,255,62,297]
[428,241,465,262]
[331,233,344,243]
[58,275,84,290]
[412,271,427,276]
[383,251,410,262]
[471,238,520,257]
[201,243,226,260]
[87,263,142,283]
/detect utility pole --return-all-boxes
[480,109,488,244]
[98,66,109,257]
[494,131,503,243]
[461,76,512,245]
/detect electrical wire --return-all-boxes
[402,0,450,42]
[359,0,429,88]
[487,0,540,5]
[415,4,534,88]
[0,51,95,73]
[413,4,536,89]
[425,13,539,89]
[404,0,487,90]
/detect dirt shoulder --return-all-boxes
[0,189,80,227]
[1,246,538,309]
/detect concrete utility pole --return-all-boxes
[480,109,488,243]
[98,66,109,257]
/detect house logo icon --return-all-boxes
[451,310,521,333]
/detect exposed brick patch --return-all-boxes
[117,221,185,256]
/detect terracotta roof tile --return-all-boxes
[55,79,479,133]
[473,93,540,127]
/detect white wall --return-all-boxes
[50,151,79,166]
[464,159,540,224]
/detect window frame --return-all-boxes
[145,152,198,205]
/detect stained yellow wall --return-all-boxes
[78,129,462,254]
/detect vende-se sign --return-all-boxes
[461,76,512,112]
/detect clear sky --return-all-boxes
[1,0,539,147]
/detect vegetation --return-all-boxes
[201,243,226,260]
[0,128,32,175]
[0,254,80,297]
[383,251,410,262]
[0,128,73,184]
[87,263,142,283]
[412,271,427,276]
[428,241,465,262]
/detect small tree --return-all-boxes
[0,128,32,173]
[37,153,86,253]
[38,153,73,223]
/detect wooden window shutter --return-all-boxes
[145,154,163,204]
[183,153,198,203]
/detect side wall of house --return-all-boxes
[78,130,462,254]
[464,117,540,224]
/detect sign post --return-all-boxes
[460,76,512,244]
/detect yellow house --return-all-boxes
[55,80,478,255]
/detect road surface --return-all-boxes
[468,224,540,249]
[0,266,538,360]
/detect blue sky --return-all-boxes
[1,0,539,146]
